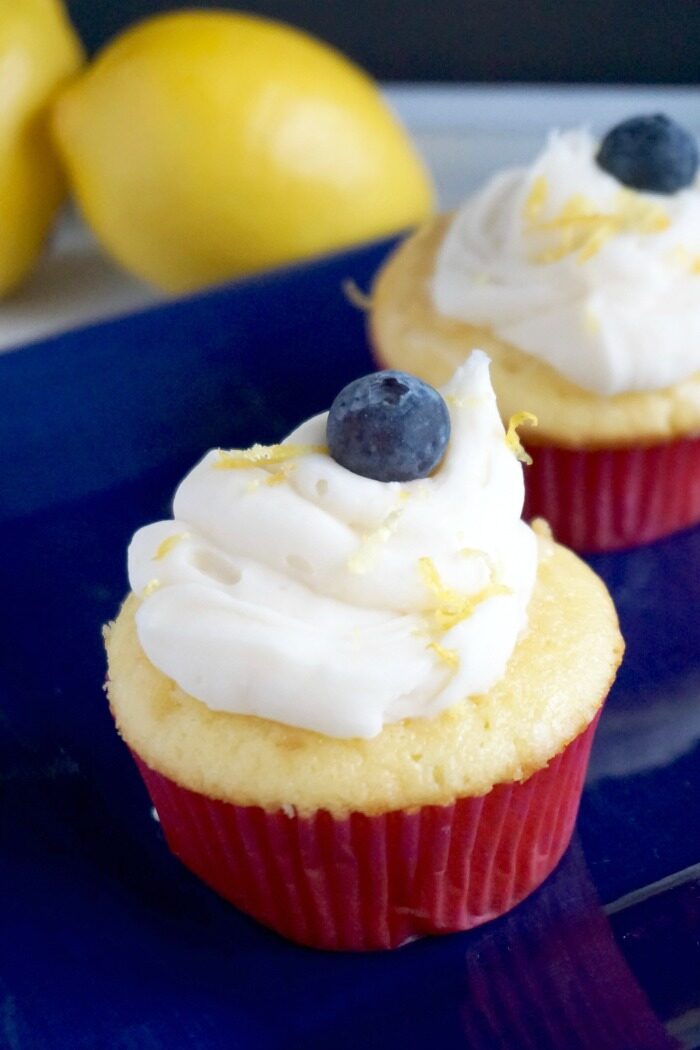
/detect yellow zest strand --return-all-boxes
[526,187,669,264]
[142,578,161,598]
[445,393,481,409]
[668,245,700,274]
[265,465,297,486]
[418,557,511,632]
[347,505,405,575]
[616,189,670,235]
[341,278,374,312]
[523,175,549,223]
[584,307,600,334]
[505,411,538,465]
[427,641,459,671]
[576,220,619,263]
[459,547,498,577]
[533,195,618,263]
[154,532,188,560]
[214,443,326,470]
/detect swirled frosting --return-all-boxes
[432,129,700,396]
[127,352,537,739]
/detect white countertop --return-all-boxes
[3,83,699,353]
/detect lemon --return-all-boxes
[0,0,83,295]
[52,11,434,293]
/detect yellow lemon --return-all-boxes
[52,11,434,293]
[0,0,83,295]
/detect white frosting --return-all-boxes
[432,129,700,396]
[127,352,537,739]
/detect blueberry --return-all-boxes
[596,114,698,194]
[327,371,451,482]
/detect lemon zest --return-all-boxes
[668,245,700,274]
[527,188,669,264]
[615,189,670,234]
[505,411,538,465]
[348,505,405,575]
[341,278,374,311]
[154,532,188,560]
[445,393,482,409]
[459,547,498,577]
[427,641,459,671]
[418,557,511,632]
[523,175,549,223]
[584,307,600,334]
[214,443,326,470]
[576,220,619,263]
[265,465,297,486]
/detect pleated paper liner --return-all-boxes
[523,433,700,552]
[132,712,600,951]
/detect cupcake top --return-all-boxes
[127,351,537,739]
[432,119,700,397]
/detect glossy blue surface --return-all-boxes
[1,240,698,1050]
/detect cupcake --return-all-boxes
[105,352,623,950]
[371,115,700,551]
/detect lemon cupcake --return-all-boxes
[105,352,623,950]
[371,115,700,551]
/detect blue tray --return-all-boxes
[1,239,698,1050]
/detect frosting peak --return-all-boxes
[432,129,700,396]
[127,352,537,739]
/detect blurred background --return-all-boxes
[66,0,700,81]
[3,0,699,351]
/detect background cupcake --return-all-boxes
[371,115,700,552]
[105,353,623,950]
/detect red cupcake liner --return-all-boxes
[523,434,700,552]
[131,713,600,951]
